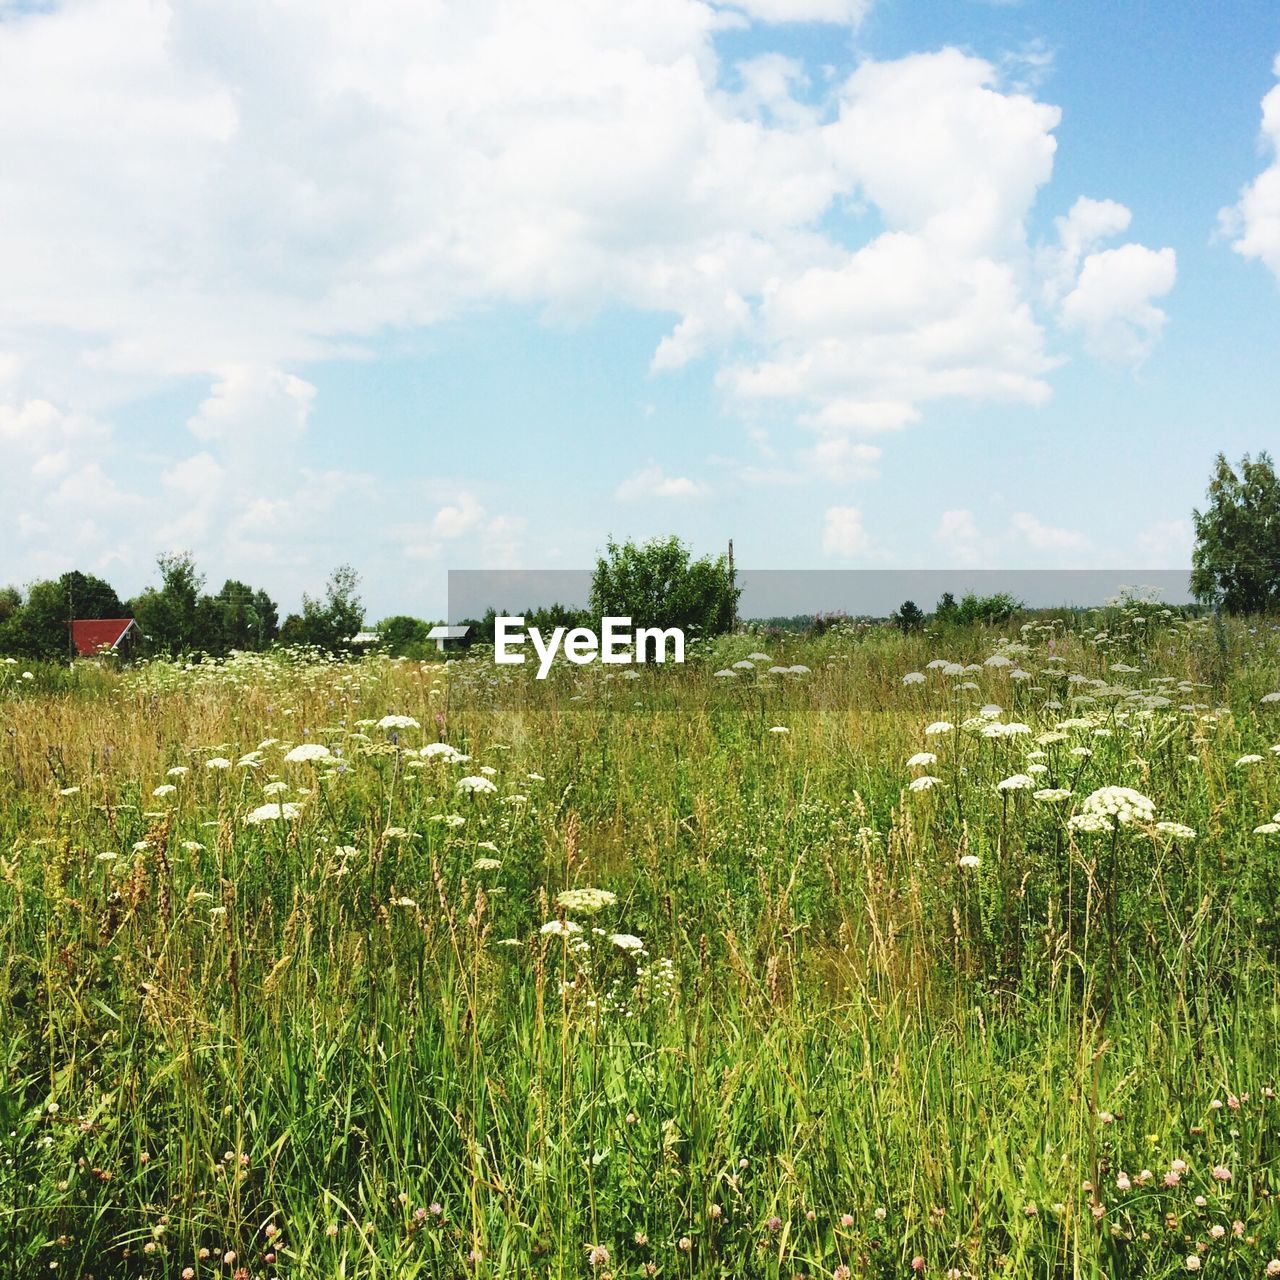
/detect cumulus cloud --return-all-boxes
[934,508,986,566]
[1219,54,1280,280]
[1009,511,1091,555]
[616,466,709,501]
[822,505,873,557]
[0,2,1178,599]
[1058,243,1177,364]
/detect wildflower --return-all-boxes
[609,933,644,952]
[456,775,497,794]
[540,920,583,936]
[907,751,937,767]
[1209,1224,1226,1239]
[1236,754,1264,766]
[585,1244,610,1267]
[244,802,301,823]
[1155,822,1196,840]
[284,743,332,763]
[1034,788,1073,802]
[151,784,177,797]
[902,672,925,685]
[378,714,420,730]
[1212,1165,1231,1182]
[766,1216,783,1233]
[1185,1257,1200,1272]
[958,855,980,870]
[1116,1172,1131,1190]
[1164,1171,1181,1187]
[677,1236,692,1252]
[925,721,954,735]
[166,766,189,777]
[769,726,790,734]
[1076,786,1156,829]
[874,1207,886,1221]
[556,887,617,914]
[997,774,1034,791]
[908,776,941,792]
[205,758,232,770]
[1266,1261,1280,1276]
[472,857,502,872]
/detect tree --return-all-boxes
[893,600,925,632]
[1192,452,1280,614]
[933,591,958,623]
[378,615,430,655]
[589,536,738,637]
[280,565,364,651]
[131,552,205,656]
[208,580,279,653]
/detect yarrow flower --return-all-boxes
[284,743,332,763]
[456,775,498,794]
[540,919,583,936]
[902,672,925,685]
[205,758,232,770]
[1154,821,1196,840]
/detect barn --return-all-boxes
[71,618,142,660]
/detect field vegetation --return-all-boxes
[2,599,1280,1278]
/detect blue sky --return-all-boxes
[1,0,1278,619]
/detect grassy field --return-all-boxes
[3,602,1280,1279]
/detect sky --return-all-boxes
[2,0,1279,621]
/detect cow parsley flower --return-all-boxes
[907,752,937,768]
[1033,788,1073,803]
[924,721,954,736]
[997,774,1034,791]
[1236,754,1264,767]
[284,743,332,763]
[908,776,941,792]
[902,672,925,685]
[958,854,980,869]
[152,784,177,797]
[457,775,497,794]
[1154,822,1196,840]
[206,758,232,770]
[378,714,420,730]
[540,919,583,936]
[245,802,301,823]
[1079,786,1155,826]
[556,887,617,914]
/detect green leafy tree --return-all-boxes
[280,565,364,651]
[933,591,958,623]
[131,552,205,656]
[1191,452,1280,614]
[207,580,280,653]
[589,536,738,636]
[893,600,926,632]
[378,615,430,655]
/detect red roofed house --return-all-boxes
[72,618,142,660]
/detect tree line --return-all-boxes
[0,554,365,661]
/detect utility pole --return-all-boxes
[727,538,737,630]
[67,585,74,663]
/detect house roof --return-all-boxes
[71,618,139,656]
[426,625,470,640]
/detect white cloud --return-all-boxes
[718,0,871,24]
[822,505,872,557]
[431,493,487,539]
[1219,55,1280,280]
[1135,518,1193,564]
[1058,243,1177,364]
[616,466,708,501]
[934,508,986,566]
[1009,511,1091,555]
[804,437,881,481]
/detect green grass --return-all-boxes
[2,605,1280,1278]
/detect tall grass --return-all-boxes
[2,608,1279,1278]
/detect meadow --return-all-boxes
[3,601,1280,1279]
